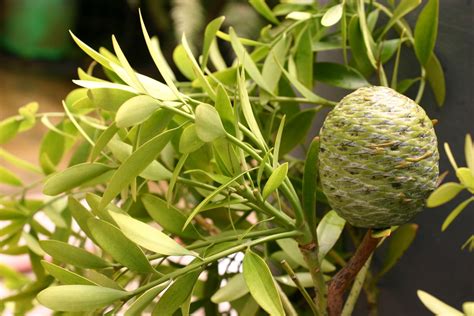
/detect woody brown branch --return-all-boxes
[327,229,381,316]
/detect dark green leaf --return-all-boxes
[349,16,374,77]
[414,0,439,65]
[43,163,112,196]
[87,218,154,273]
[425,53,446,106]
[280,109,317,156]
[381,0,421,38]
[302,137,319,233]
[314,62,369,89]
[37,285,129,312]
[295,26,313,89]
[40,240,111,269]
[243,249,284,316]
[396,78,419,93]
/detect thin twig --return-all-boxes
[327,229,381,316]
[341,255,373,316]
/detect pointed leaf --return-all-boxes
[87,88,136,112]
[202,17,225,69]
[37,285,129,312]
[378,224,417,277]
[280,109,317,155]
[381,0,421,38]
[262,36,289,94]
[465,134,474,173]
[41,261,97,286]
[250,0,279,24]
[417,290,464,316]
[40,240,111,269]
[314,62,369,89]
[215,84,235,134]
[317,210,346,260]
[87,218,154,273]
[116,95,161,128]
[262,163,288,200]
[243,249,284,316]
[109,211,195,256]
[173,44,196,80]
[179,124,205,154]
[195,103,226,142]
[125,282,170,316]
[414,0,438,65]
[456,167,474,190]
[426,182,464,207]
[0,166,22,186]
[294,26,313,89]
[303,137,320,233]
[442,197,474,231]
[211,273,249,303]
[425,55,446,107]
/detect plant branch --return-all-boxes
[327,229,381,316]
[341,255,373,316]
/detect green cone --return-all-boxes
[319,86,439,228]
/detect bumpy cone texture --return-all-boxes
[319,86,439,228]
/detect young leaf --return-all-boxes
[377,224,417,277]
[321,4,343,27]
[43,163,112,196]
[111,35,146,93]
[414,0,439,65]
[262,163,288,200]
[396,78,419,94]
[250,0,279,24]
[125,282,170,316]
[115,95,161,128]
[195,103,226,142]
[0,166,22,187]
[41,261,97,286]
[317,210,346,260]
[417,290,464,316]
[314,62,369,89]
[40,240,111,269]
[87,218,155,273]
[243,249,284,316]
[109,211,195,256]
[302,137,319,233]
[100,127,178,209]
[141,194,201,240]
[426,182,464,207]
[441,197,474,232]
[37,285,130,312]
[211,273,249,303]
[153,271,201,316]
[202,17,225,70]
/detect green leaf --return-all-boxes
[276,272,314,288]
[262,163,288,200]
[349,16,374,77]
[70,31,113,70]
[109,211,195,256]
[463,302,474,316]
[90,123,119,161]
[294,26,313,89]
[381,0,421,38]
[378,224,418,277]
[202,17,225,70]
[37,285,129,312]
[125,282,170,316]
[426,182,464,207]
[0,148,42,174]
[41,261,96,286]
[40,240,111,269]
[302,137,319,233]
[43,163,112,196]
[87,88,136,112]
[396,78,419,94]
[314,62,369,89]
[456,167,474,190]
[173,45,197,80]
[141,194,201,240]
[317,210,346,260]
[238,71,266,148]
[0,117,21,144]
[465,134,474,174]
[215,84,235,134]
[250,0,279,24]
[0,166,22,186]
[153,271,201,316]
[111,35,146,93]
[441,197,474,231]
[179,124,205,154]
[116,95,161,128]
[229,28,272,93]
[262,36,289,94]
[195,103,226,142]
[321,4,343,27]
[276,238,307,268]
[243,249,284,316]
[414,0,439,65]
[211,273,249,303]
[68,197,95,239]
[356,0,377,68]
[23,232,45,256]
[280,109,317,155]
[100,127,178,209]
[417,290,464,316]
[87,218,155,273]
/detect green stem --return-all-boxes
[341,255,373,316]
[132,230,302,296]
[276,281,298,316]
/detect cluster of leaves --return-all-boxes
[0,0,444,315]
[427,134,474,251]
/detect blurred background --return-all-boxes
[0,0,472,315]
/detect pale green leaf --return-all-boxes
[115,95,161,128]
[40,240,111,269]
[125,282,170,316]
[111,35,146,93]
[262,163,288,200]
[70,31,113,70]
[87,218,155,273]
[426,182,464,207]
[243,249,284,316]
[0,166,22,186]
[90,123,119,161]
[211,273,249,303]
[202,17,225,70]
[414,0,439,65]
[262,36,289,94]
[0,117,21,144]
[442,197,474,231]
[0,148,42,174]
[215,84,235,134]
[41,261,97,286]
[109,211,195,256]
[417,290,464,316]
[276,272,314,288]
[173,44,197,80]
[179,124,205,154]
[317,210,346,260]
[465,134,474,173]
[321,4,343,27]
[43,163,112,196]
[87,88,136,112]
[456,168,474,190]
[195,103,226,142]
[463,302,474,316]
[250,0,279,24]
[37,285,129,312]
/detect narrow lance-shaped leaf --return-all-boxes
[211,273,249,303]
[99,127,179,210]
[426,182,464,207]
[90,123,119,161]
[262,36,289,94]
[111,35,146,93]
[173,45,196,80]
[425,53,446,106]
[125,282,170,316]
[465,134,474,173]
[202,16,225,70]
[0,166,22,187]
[153,271,201,316]
[40,240,111,269]
[243,249,284,316]
[262,163,288,200]
[302,137,319,233]
[317,210,346,260]
[109,211,196,257]
[37,285,130,312]
[417,290,464,316]
[441,197,474,232]
[87,217,155,273]
[41,261,97,286]
[215,84,235,134]
[379,0,421,39]
[294,25,313,89]
[249,0,279,24]
[414,0,439,65]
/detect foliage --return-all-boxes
[417,290,473,316]
[0,0,447,315]
[427,134,474,251]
